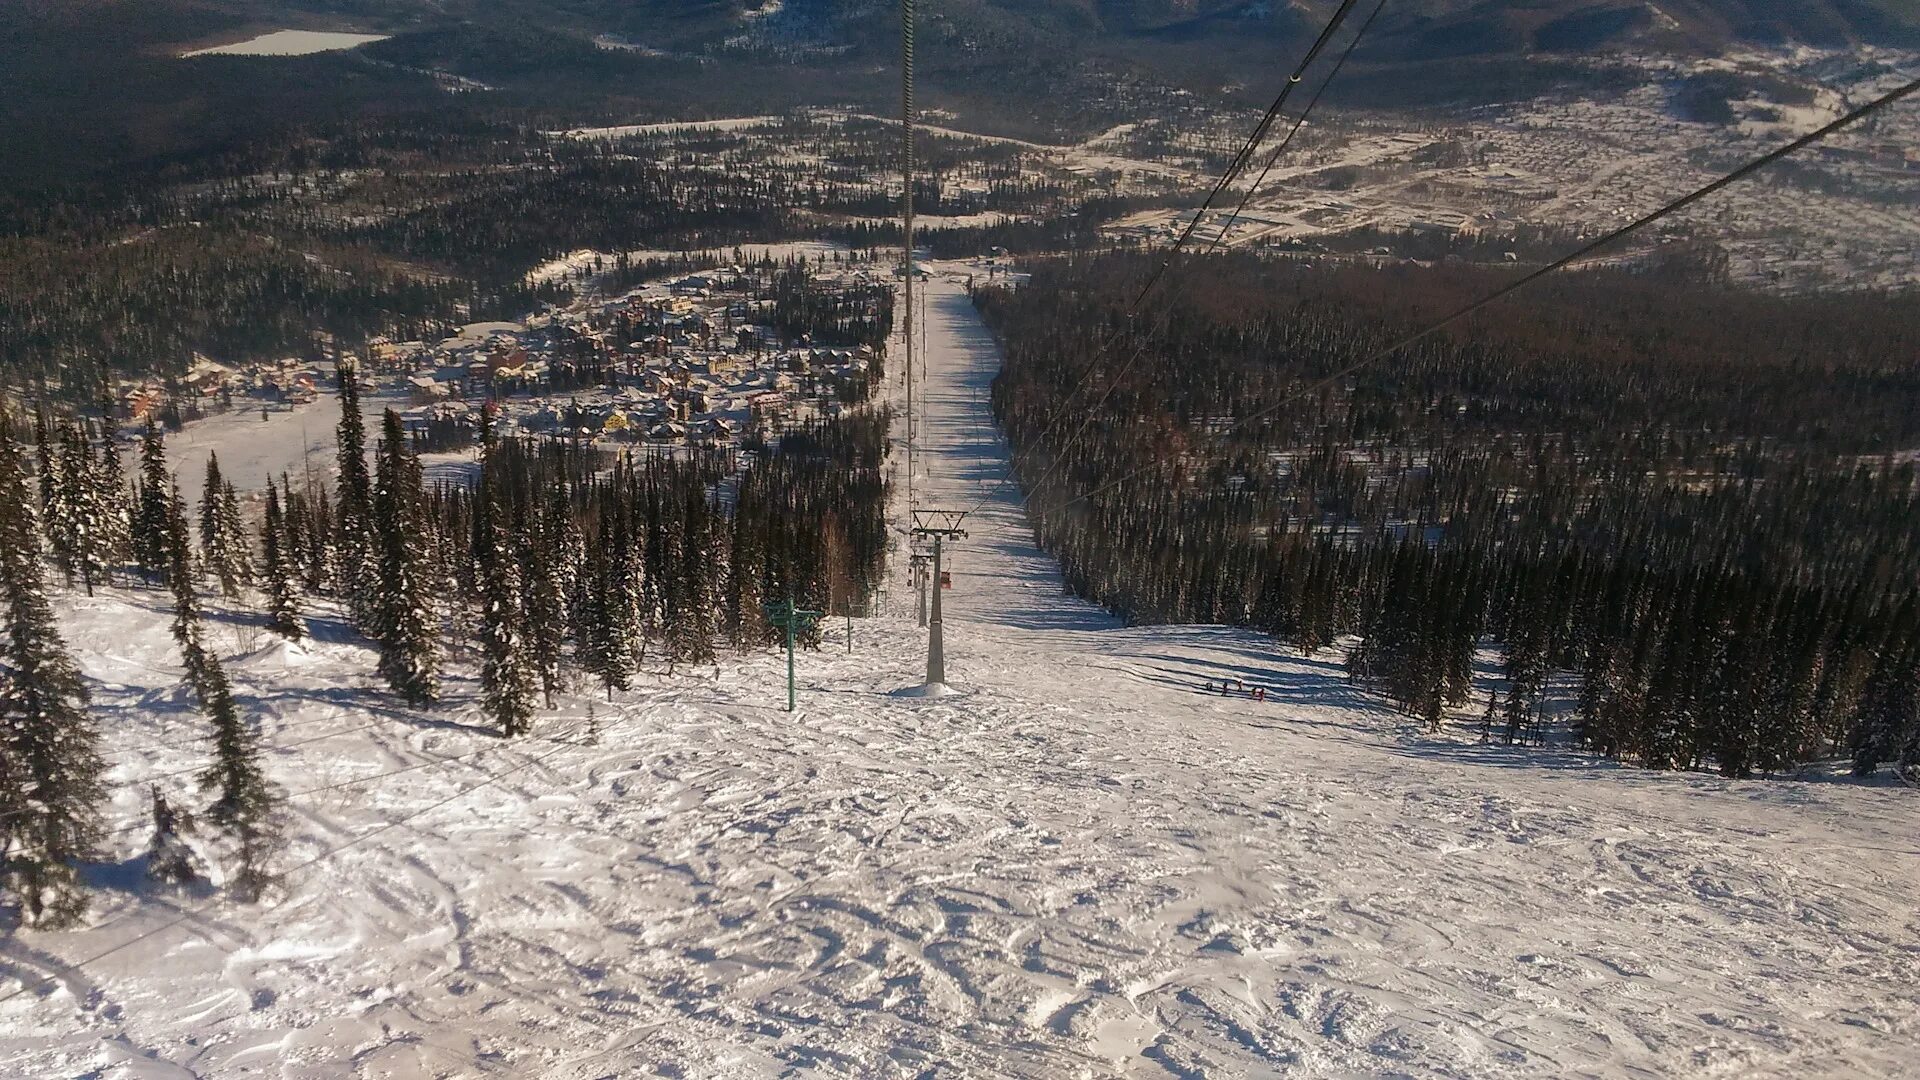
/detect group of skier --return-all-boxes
[1206,677,1266,703]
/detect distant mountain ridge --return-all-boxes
[1,0,1912,188]
[122,0,1915,55]
[727,0,1917,53]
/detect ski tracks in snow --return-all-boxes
[1,267,1916,1077]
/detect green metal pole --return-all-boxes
[786,613,797,712]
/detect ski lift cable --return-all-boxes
[118,719,389,792]
[1026,76,1920,521]
[0,719,592,1007]
[1202,0,1391,257]
[949,0,1365,529]
[102,705,385,761]
[959,0,1367,523]
[1123,0,1361,315]
[0,715,558,839]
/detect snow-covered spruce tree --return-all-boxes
[36,417,82,585]
[671,483,719,669]
[371,411,439,706]
[162,486,201,672]
[304,484,335,595]
[142,786,205,890]
[334,365,376,625]
[165,485,282,901]
[277,475,309,588]
[655,488,688,674]
[478,515,537,737]
[197,452,225,566]
[577,539,631,701]
[133,422,175,581]
[216,480,252,595]
[198,455,252,598]
[91,429,132,583]
[471,443,535,735]
[55,421,107,595]
[610,502,646,671]
[435,495,475,642]
[638,469,668,657]
[261,483,303,640]
[31,410,57,517]
[32,410,72,571]
[0,421,106,929]
[725,478,768,649]
[523,483,577,708]
[1851,595,1918,778]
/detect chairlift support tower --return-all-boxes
[909,549,932,628]
[911,509,968,688]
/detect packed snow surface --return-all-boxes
[552,117,783,141]
[161,388,396,497]
[3,269,1916,1077]
[180,31,390,57]
[527,241,848,287]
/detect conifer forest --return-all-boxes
[0,375,889,921]
[982,251,1920,779]
[4,1,1919,1071]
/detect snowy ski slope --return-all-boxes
[1,269,1916,1078]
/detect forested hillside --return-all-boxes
[5,0,1913,188]
[0,116,1110,392]
[982,252,1920,778]
[1,380,891,922]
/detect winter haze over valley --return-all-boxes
[1,1,1917,1078]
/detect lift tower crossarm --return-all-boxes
[910,509,969,688]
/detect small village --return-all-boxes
[114,257,894,465]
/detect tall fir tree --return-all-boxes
[55,421,106,595]
[478,515,537,737]
[198,452,226,566]
[165,485,282,901]
[215,479,253,595]
[305,485,335,594]
[133,423,175,582]
[334,364,376,625]
[371,411,440,706]
[278,475,307,570]
[523,483,576,708]
[32,409,70,567]
[1851,595,1918,778]
[671,483,719,668]
[0,420,106,928]
[35,414,78,583]
[198,455,253,598]
[92,429,133,582]
[609,503,646,674]
[261,483,304,640]
[577,538,631,701]
[726,477,769,649]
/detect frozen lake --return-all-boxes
[180,30,389,57]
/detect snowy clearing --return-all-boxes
[158,388,406,503]
[179,32,390,58]
[550,118,783,141]
[527,241,848,286]
[1,270,1915,1077]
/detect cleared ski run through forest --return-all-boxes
[2,266,1916,1078]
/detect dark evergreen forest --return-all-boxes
[0,115,1136,396]
[0,383,890,920]
[981,251,1920,780]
